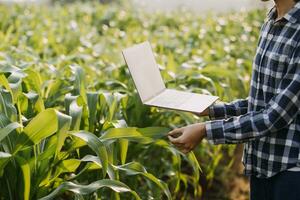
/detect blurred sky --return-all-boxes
[132,0,274,13]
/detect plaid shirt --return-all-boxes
[205,3,300,178]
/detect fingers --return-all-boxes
[168,128,183,138]
[168,135,182,145]
[168,128,183,145]
[168,127,193,154]
[170,140,194,154]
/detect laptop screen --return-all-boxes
[122,41,166,102]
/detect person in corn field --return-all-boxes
[168,0,300,199]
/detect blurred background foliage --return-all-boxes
[0,0,265,199]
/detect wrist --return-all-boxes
[203,124,207,137]
[199,123,207,137]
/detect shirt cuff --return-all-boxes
[205,120,226,145]
[208,104,226,120]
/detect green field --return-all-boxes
[0,2,264,199]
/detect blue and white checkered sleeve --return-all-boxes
[206,48,300,145]
[209,98,249,120]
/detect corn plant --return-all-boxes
[0,2,264,199]
[0,64,203,200]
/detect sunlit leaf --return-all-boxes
[39,179,141,200]
[0,122,21,142]
[15,156,30,200]
[0,152,12,176]
[115,162,172,200]
[16,109,58,151]
[70,131,108,177]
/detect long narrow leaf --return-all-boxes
[100,128,153,144]
[15,109,58,152]
[15,156,31,200]
[115,162,172,200]
[69,99,83,131]
[80,155,115,179]
[39,179,141,200]
[71,131,108,177]
[0,122,21,142]
[119,139,128,165]
[0,152,12,176]
[0,88,17,120]
[86,92,99,132]
[55,111,72,158]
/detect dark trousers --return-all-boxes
[250,170,300,200]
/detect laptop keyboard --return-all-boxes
[149,90,193,108]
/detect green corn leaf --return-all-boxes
[0,113,16,154]
[34,143,56,162]
[186,152,202,196]
[119,139,128,165]
[0,88,17,120]
[0,74,11,91]
[24,108,58,143]
[0,152,12,176]
[70,65,87,104]
[39,159,81,187]
[79,155,115,180]
[23,69,43,95]
[70,131,108,177]
[115,162,172,200]
[86,92,99,132]
[70,100,83,131]
[55,111,72,158]
[64,93,77,114]
[0,65,24,76]
[66,163,93,181]
[0,113,11,128]
[137,127,170,139]
[101,128,140,140]
[101,127,169,144]
[102,92,124,121]
[38,179,141,200]
[23,91,39,104]
[60,159,82,172]
[153,140,182,193]
[187,152,202,173]
[67,97,83,131]
[114,162,146,175]
[0,122,21,142]
[23,91,45,113]
[100,128,153,144]
[81,155,102,168]
[15,156,31,200]
[15,109,58,152]
[46,78,71,107]
[67,155,114,181]
[102,119,127,132]
[7,73,23,105]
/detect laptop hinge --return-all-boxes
[144,88,166,103]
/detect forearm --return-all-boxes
[206,76,300,144]
[209,98,249,120]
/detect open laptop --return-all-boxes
[122,41,219,114]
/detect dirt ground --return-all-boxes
[202,144,250,200]
[228,144,250,200]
